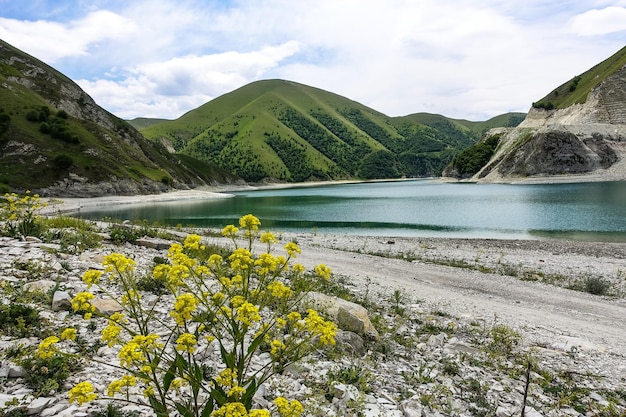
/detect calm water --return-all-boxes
[73,180,626,241]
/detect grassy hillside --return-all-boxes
[127,117,172,130]
[0,39,237,194]
[142,80,508,181]
[532,45,626,110]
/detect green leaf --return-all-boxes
[148,395,169,417]
[219,343,235,369]
[175,402,194,417]
[211,385,228,406]
[247,332,265,356]
[163,360,177,392]
[242,377,257,409]
[201,401,214,417]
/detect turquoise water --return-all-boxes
[73,180,626,241]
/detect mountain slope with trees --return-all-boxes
[0,39,239,196]
[140,80,524,182]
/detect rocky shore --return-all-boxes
[1,218,625,416]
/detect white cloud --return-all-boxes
[568,6,626,35]
[0,10,136,63]
[2,0,625,120]
[77,41,300,119]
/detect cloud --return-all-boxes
[2,0,625,120]
[0,10,136,63]
[77,41,301,119]
[568,6,626,35]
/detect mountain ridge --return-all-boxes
[139,79,524,182]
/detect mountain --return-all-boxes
[0,39,239,197]
[140,80,522,182]
[444,46,626,182]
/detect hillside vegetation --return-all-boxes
[140,80,524,182]
[532,45,626,110]
[0,39,238,195]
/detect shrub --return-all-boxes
[585,276,609,296]
[47,214,336,416]
[109,226,141,244]
[56,109,68,119]
[53,154,74,170]
[0,303,41,337]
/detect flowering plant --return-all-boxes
[44,214,336,416]
[0,191,47,238]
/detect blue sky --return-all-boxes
[1,0,625,120]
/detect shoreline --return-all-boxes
[42,178,626,244]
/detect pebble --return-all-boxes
[1,232,625,417]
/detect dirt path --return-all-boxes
[290,237,626,365]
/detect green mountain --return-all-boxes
[141,80,522,182]
[532,45,626,111]
[0,39,238,196]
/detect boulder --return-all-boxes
[52,291,72,311]
[91,298,123,315]
[306,292,379,339]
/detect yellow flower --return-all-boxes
[171,293,199,325]
[168,264,190,287]
[60,328,77,341]
[175,333,197,354]
[304,309,336,345]
[214,368,236,388]
[101,322,123,347]
[183,234,202,250]
[152,263,171,281]
[68,381,97,406]
[118,341,145,367]
[208,254,223,268]
[229,248,253,270]
[221,224,239,237]
[270,339,285,357]
[121,289,141,306]
[249,411,271,417]
[260,231,277,245]
[107,375,136,396]
[267,281,292,299]
[292,264,305,274]
[103,253,136,274]
[227,385,246,399]
[255,253,280,275]
[211,402,248,417]
[284,242,301,258]
[81,270,102,289]
[230,295,245,308]
[71,292,96,318]
[274,397,304,417]
[37,336,59,359]
[239,214,261,230]
[314,264,332,280]
[212,291,226,305]
[235,302,261,326]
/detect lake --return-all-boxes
[72,180,626,241]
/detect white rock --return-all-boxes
[26,396,55,415]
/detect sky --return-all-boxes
[0,1,625,121]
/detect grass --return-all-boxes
[533,45,626,110]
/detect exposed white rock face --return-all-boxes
[470,65,626,183]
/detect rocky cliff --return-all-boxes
[467,58,626,183]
